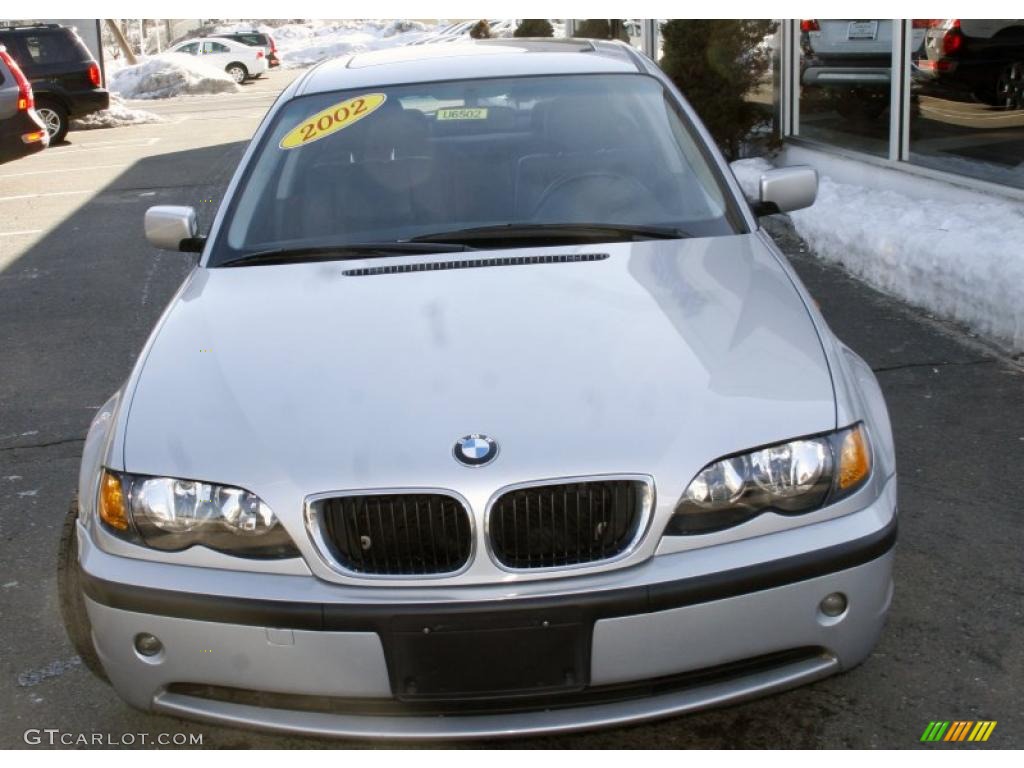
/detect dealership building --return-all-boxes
[7,18,1021,203]
[587,18,1024,204]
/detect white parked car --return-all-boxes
[169,36,267,83]
[60,39,896,740]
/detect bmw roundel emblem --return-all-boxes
[453,434,499,467]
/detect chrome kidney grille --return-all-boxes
[314,493,472,576]
[488,479,649,569]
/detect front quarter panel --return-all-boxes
[835,343,896,480]
[756,229,896,481]
[78,389,122,525]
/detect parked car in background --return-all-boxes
[800,19,926,118]
[914,19,1024,109]
[60,40,897,739]
[0,23,108,143]
[0,44,48,162]
[207,31,280,69]
[169,36,268,83]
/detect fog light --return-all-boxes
[820,592,848,617]
[134,632,163,657]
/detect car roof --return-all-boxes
[296,39,643,96]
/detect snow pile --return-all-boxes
[732,158,1024,352]
[413,19,519,44]
[71,94,164,130]
[229,19,440,69]
[208,19,541,69]
[108,55,240,99]
[731,156,773,200]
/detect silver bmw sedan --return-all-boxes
[61,38,896,740]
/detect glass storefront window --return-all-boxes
[796,18,899,156]
[909,19,1024,189]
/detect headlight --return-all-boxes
[97,470,298,558]
[666,424,872,535]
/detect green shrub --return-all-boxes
[659,19,776,160]
[469,20,491,39]
[575,19,628,42]
[514,19,554,38]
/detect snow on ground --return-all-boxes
[210,19,558,68]
[214,20,441,69]
[71,94,164,130]
[732,157,1024,353]
[277,20,436,68]
[107,54,240,99]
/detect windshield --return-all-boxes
[211,73,744,266]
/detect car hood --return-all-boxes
[124,235,835,513]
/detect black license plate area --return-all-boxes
[388,615,588,701]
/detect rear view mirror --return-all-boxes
[752,166,818,216]
[145,206,204,252]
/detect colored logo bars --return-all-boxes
[920,721,997,742]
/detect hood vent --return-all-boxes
[342,252,609,277]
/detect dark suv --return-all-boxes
[205,31,279,68]
[914,19,1024,108]
[0,23,109,143]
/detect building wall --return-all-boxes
[780,18,1024,194]
[565,18,1023,197]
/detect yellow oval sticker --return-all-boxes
[279,93,387,149]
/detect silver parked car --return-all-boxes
[0,44,48,163]
[61,39,896,739]
[800,19,927,118]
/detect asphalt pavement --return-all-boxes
[0,69,1021,749]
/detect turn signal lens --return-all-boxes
[99,470,130,531]
[21,130,46,144]
[838,425,871,490]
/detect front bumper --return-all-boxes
[80,483,896,739]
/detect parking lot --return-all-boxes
[1,68,1021,748]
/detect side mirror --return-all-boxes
[752,166,818,216]
[144,205,204,252]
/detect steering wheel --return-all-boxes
[532,171,664,222]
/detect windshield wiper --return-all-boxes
[407,222,692,246]
[220,241,475,267]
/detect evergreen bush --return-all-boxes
[659,19,777,160]
[514,19,555,38]
[470,20,491,39]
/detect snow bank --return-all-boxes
[108,55,240,99]
[71,94,164,130]
[214,20,438,69]
[274,20,435,68]
[732,158,1024,352]
[210,19,543,69]
[731,157,772,200]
